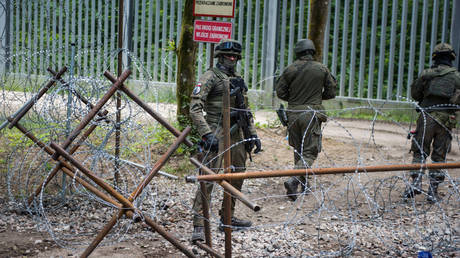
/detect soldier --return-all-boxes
[189,39,262,242]
[275,39,337,201]
[404,43,460,203]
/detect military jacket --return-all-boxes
[411,64,460,112]
[275,55,336,109]
[190,67,257,137]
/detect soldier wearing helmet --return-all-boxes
[404,42,460,202]
[275,39,337,201]
[189,39,261,242]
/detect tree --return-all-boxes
[176,0,197,129]
[308,0,330,62]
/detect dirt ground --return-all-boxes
[0,117,459,257]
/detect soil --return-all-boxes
[0,117,459,257]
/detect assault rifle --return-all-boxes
[229,77,255,161]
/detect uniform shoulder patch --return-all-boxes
[192,82,202,95]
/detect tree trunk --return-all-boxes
[176,0,197,128]
[308,0,330,62]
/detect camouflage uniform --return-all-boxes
[190,67,257,228]
[405,43,460,202]
[275,44,336,200]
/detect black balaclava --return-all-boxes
[432,53,454,68]
[217,55,238,75]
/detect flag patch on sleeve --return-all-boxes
[193,82,202,95]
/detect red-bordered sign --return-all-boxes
[193,20,233,43]
[193,0,236,18]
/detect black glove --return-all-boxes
[250,135,262,153]
[202,133,219,152]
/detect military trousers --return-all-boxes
[287,110,323,186]
[192,124,247,227]
[410,112,454,182]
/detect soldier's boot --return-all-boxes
[403,174,422,199]
[191,226,205,243]
[426,180,440,203]
[219,217,252,231]
[284,177,300,201]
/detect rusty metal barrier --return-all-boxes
[186,162,460,182]
[4,69,203,257]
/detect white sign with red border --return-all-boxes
[193,0,235,18]
[193,20,233,43]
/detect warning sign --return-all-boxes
[194,0,235,18]
[193,20,233,43]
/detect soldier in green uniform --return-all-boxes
[404,43,460,203]
[275,39,337,201]
[189,39,261,242]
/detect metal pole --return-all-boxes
[115,0,125,186]
[187,162,460,182]
[62,43,76,200]
[222,80,232,258]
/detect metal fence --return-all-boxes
[0,0,459,104]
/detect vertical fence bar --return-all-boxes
[176,0,183,78]
[104,1,109,72]
[452,1,460,69]
[40,0,45,71]
[251,0,260,89]
[418,0,428,74]
[15,1,19,73]
[367,0,378,99]
[386,0,398,100]
[264,0,278,105]
[168,0,175,82]
[348,0,358,97]
[376,0,388,99]
[29,2,34,73]
[84,0,89,73]
[154,0,160,81]
[161,0,167,82]
[396,0,408,101]
[78,1,83,71]
[306,0,311,37]
[322,1,331,66]
[441,0,449,43]
[111,0,116,72]
[429,0,439,68]
[132,0,139,79]
[244,0,252,84]
[260,3,267,84]
[407,0,418,97]
[287,0,295,66]
[33,1,38,73]
[146,0,153,78]
[331,0,340,75]
[339,0,349,97]
[357,0,369,98]
[139,0,146,78]
[279,0,287,73]
[91,0,96,75]
[198,43,203,76]
[297,0,304,40]
[21,1,26,72]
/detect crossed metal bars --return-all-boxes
[2,67,202,257]
[3,67,263,257]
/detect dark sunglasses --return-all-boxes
[216,41,242,52]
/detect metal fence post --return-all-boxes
[0,0,10,74]
[264,0,278,107]
[452,0,460,70]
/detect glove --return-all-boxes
[202,133,219,152]
[250,135,262,153]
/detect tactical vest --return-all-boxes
[423,67,457,99]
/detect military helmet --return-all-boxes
[432,43,456,60]
[214,39,242,59]
[294,39,316,55]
